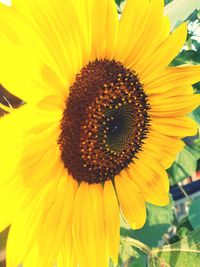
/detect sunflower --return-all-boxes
[0,0,199,266]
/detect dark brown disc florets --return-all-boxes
[58,59,150,184]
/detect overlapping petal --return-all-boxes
[115,172,146,229]
[72,182,108,267]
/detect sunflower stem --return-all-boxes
[177,183,193,204]
[121,237,152,255]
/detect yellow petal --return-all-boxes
[0,0,85,84]
[22,245,38,267]
[104,0,119,59]
[115,172,146,229]
[114,0,150,63]
[75,0,118,61]
[37,94,65,112]
[125,0,170,68]
[0,44,64,103]
[143,65,200,90]
[57,226,77,267]
[21,0,83,80]
[7,172,77,267]
[0,112,59,185]
[0,177,30,232]
[73,0,93,61]
[140,151,169,190]
[127,154,169,206]
[72,182,108,267]
[148,86,193,99]
[140,23,187,79]
[91,0,118,60]
[0,138,62,232]
[37,173,77,267]
[143,131,184,168]
[103,180,120,264]
[149,94,200,117]
[6,178,59,267]
[151,116,198,137]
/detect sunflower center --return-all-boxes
[58,59,150,184]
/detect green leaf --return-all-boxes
[121,199,173,247]
[189,197,200,230]
[167,145,198,186]
[149,227,200,267]
[164,0,200,30]
[115,0,124,5]
[118,243,139,266]
[177,217,193,239]
[128,254,147,267]
[164,0,173,5]
[191,106,200,125]
[172,50,200,66]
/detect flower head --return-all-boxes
[0,0,199,267]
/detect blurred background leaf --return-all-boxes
[188,197,200,229]
[167,143,200,186]
[149,227,200,267]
